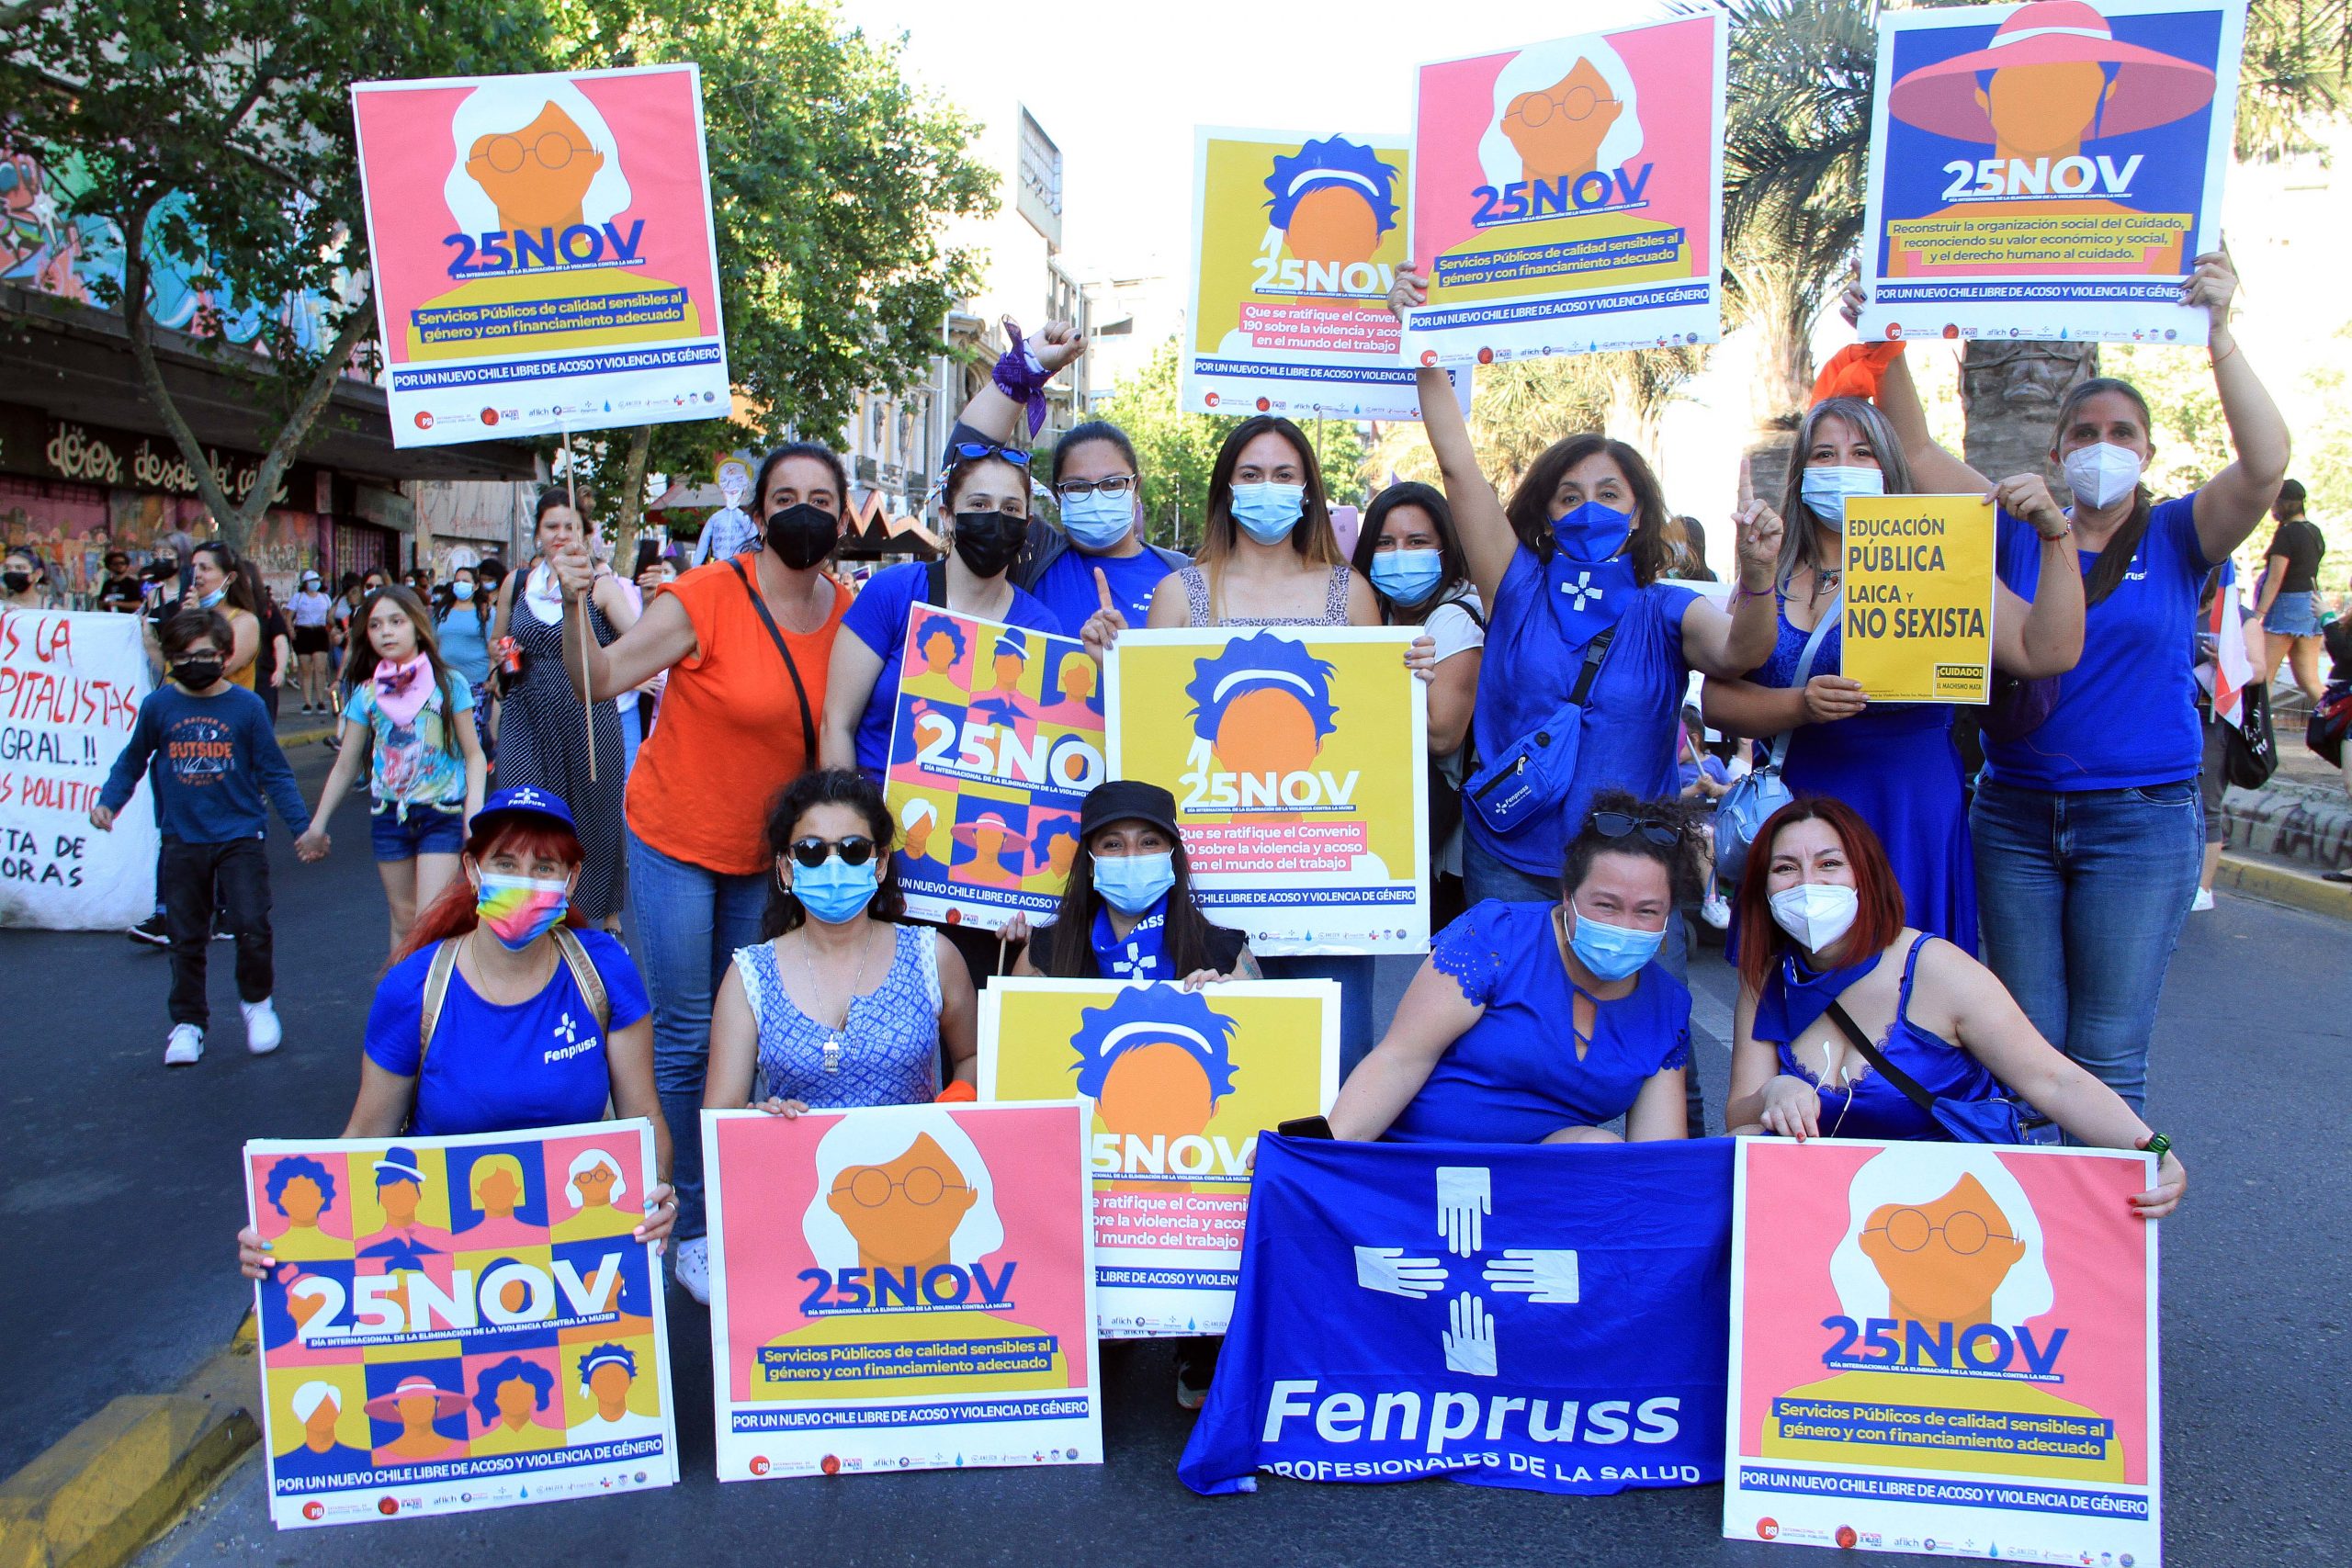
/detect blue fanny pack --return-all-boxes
[1464,625,1616,837]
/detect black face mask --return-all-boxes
[763,502,838,571]
[951,511,1026,579]
[2,571,29,594]
[173,657,223,689]
[146,561,176,581]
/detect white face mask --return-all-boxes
[2061,442,2143,511]
[1768,882,1860,953]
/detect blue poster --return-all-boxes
[1180,1135,1732,1496]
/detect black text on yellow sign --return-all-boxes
[1838,494,1996,705]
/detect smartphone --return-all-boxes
[1276,1115,1334,1141]
[632,538,663,579]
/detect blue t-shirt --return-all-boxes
[1469,547,1699,875]
[841,562,1065,777]
[1991,494,2211,790]
[435,604,492,685]
[99,682,310,842]
[1386,900,1690,1144]
[1029,541,1173,631]
[364,930,651,1136]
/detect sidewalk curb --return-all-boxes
[274,724,334,750]
[2217,852,2352,921]
[0,1328,256,1568]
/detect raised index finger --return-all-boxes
[1095,567,1114,613]
[1738,452,1756,510]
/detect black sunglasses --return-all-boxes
[1590,810,1680,848]
[948,441,1032,468]
[787,835,876,868]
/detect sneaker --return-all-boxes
[2189,887,2216,912]
[1700,891,1732,931]
[1175,1344,1219,1411]
[128,912,170,947]
[673,1237,711,1305]
[164,1023,204,1066]
[242,998,283,1055]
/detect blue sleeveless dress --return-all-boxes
[1756,594,1978,952]
[1762,935,2003,1141]
[731,925,941,1107]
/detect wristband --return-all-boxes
[2142,1132,2171,1161]
[990,323,1053,437]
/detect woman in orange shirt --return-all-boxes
[548,441,850,1307]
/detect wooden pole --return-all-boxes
[561,420,596,784]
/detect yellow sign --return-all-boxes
[1838,493,1996,705]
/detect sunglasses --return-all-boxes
[786,835,877,868]
[948,441,1032,468]
[1590,810,1680,848]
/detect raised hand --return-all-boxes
[1022,317,1088,374]
[1994,474,2069,538]
[550,540,598,603]
[2180,249,2237,332]
[1354,1245,1450,1300]
[1838,259,1866,332]
[1733,500,1784,593]
[1483,1248,1581,1304]
[1079,566,1128,664]
[1386,264,1429,321]
[1435,1165,1491,1258]
[1442,1292,1499,1377]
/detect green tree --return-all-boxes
[0,0,547,551]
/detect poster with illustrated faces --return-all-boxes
[978,978,1340,1337]
[700,1102,1102,1481]
[350,65,729,447]
[885,609,1104,932]
[1723,1138,2160,1564]
[1402,11,1728,367]
[1105,627,1429,955]
[1858,0,2245,344]
[242,1122,678,1529]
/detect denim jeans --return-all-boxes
[627,827,769,1242]
[1971,777,2201,1116]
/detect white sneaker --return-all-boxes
[2189,887,2216,912]
[673,1237,711,1305]
[164,1024,204,1066]
[1700,891,1732,931]
[242,998,283,1055]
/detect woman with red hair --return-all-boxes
[1724,797,2186,1218]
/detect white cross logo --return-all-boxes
[1110,942,1151,977]
[1351,1166,1581,1377]
[553,1010,579,1047]
[1561,571,1605,612]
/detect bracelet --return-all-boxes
[2143,1132,2172,1161]
[2211,341,2238,368]
[2035,518,2073,541]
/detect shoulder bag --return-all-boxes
[1822,997,2047,1145]
[1713,593,1838,888]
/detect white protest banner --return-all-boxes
[0,608,156,929]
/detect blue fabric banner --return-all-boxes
[1179,1134,1733,1495]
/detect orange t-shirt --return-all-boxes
[623,560,847,874]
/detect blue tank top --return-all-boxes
[1755,593,1954,744]
[733,925,941,1108]
[1764,935,2003,1141]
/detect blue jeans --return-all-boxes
[627,827,769,1243]
[1971,777,2201,1116]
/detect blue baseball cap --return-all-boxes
[468,785,579,850]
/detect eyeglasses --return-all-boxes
[948,442,1032,468]
[787,835,876,869]
[471,132,593,175]
[1590,810,1680,847]
[1866,1208,2016,1256]
[1508,84,1620,129]
[831,1167,970,1208]
[1055,475,1137,501]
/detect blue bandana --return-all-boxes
[1091,904,1169,980]
[1544,551,1638,652]
[1752,950,1881,1045]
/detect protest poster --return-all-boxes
[351,65,729,448]
[884,609,1105,931]
[1104,627,1427,955]
[1183,127,1441,422]
[1723,1138,2159,1563]
[702,1101,1102,1481]
[1402,13,1726,367]
[0,608,155,930]
[1859,0,2245,344]
[1838,494,1996,705]
[243,1122,678,1529]
[1182,1136,1731,1495]
[978,979,1340,1337]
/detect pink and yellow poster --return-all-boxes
[702,1102,1102,1481]
[1402,14,1726,367]
[1724,1138,2160,1564]
[350,66,729,448]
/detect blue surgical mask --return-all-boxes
[452,581,477,601]
[793,854,878,925]
[1553,501,1633,565]
[1800,465,1885,526]
[1229,482,1306,545]
[1369,548,1444,605]
[1059,490,1136,552]
[196,585,228,609]
[1093,851,1176,917]
[1566,905,1664,982]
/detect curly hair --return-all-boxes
[759,769,905,938]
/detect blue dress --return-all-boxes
[1759,935,2003,1141]
[1755,593,1978,952]
[733,925,942,1107]
[1386,900,1690,1144]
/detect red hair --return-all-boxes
[1733,796,1907,996]
[391,818,589,966]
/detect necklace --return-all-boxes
[796,922,879,1074]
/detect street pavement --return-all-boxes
[3,737,2343,1564]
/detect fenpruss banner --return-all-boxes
[243,1122,678,1529]
[884,609,1104,931]
[351,65,729,446]
[1184,127,1441,422]
[1105,627,1428,955]
[1839,494,1996,705]
[0,609,155,929]
[978,979,1340,1337]
[1859,0,2245,344]
[1724,1139,2160,1564]
[702,1102,1102,1481]
[1402,11,1727,366]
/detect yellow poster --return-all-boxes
[978,978,1339,1337]
[1104,627,1428,954]
[1838,493,1996,705]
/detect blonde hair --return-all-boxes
[468,1153,526,1207]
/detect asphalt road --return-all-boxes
[3,738,2343,1564]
